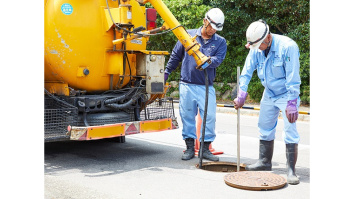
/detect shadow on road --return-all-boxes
[45,138,200,177]
[45,138,309,184]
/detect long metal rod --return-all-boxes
[173,101,310,115]
[199,69,209,169]
[237,67,240,172]
[217,104,309,115]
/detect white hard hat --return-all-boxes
[205,8,224,31]
[245,19,270,50]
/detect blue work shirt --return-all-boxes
[165,27,227,85]
[240,34,301,101]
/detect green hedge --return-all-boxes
[146,0,310,104]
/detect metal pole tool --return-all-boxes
[236,66,240,172]
[199,69,209,169]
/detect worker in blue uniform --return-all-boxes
[164,8,227,162]
[233,19,301,185]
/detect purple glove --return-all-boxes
[233,90,248,109]
[285,98,298,123]
[164,73,169,83]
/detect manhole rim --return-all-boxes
[195,161,247,172]
[224,171,287,191]
[197,161,247,167]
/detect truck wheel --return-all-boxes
[112,136,126,143]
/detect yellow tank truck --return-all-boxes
[44,0,211,142]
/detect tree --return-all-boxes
[147,0,310,104]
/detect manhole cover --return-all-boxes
[224,171,287,190]
[196,161,246,172]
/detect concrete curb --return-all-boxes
[173,103,310,122]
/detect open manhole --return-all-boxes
[196,161,246,172]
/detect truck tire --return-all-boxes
[112,136,126,143]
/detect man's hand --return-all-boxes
[164,72,169,83]
[233,90,248,109]
[196,60,210,71]
[285,98,298,123]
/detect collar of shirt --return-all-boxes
[196,26,217,41]
[260,34,277,57]
[269,34,276,52]
[259,34,275,53]
[269,34,284,59]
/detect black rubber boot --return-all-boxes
[246,140,274,171]
[199,142,219,162]
[182,138,195,160]
[286,143,300,185]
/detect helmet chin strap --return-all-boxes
[266,35,272,47]
[263,35,272,47]
[205,22,210,31]
[202,21,212,39]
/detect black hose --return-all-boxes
[105,98,136,110]
[124,51,132,86]
[199,69,209,169]
[120,42,127,88]
[104,88,136,105]
[134,98,142,121]
[77,101,90,126]
[104,94,127,105]
[105,88,143,110]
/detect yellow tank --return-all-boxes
[44,0,212,142]
[45,0,210,96]
[45,0,148,93]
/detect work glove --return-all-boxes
[285,98,298,123]
[196,60,210,71]
[200,62,209,69]
[233,90,248,109]
[164,72,169,83]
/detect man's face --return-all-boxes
[203,18,217,37]
[258,34,271,51]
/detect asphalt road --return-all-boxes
[44,109,310,199]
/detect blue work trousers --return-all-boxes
[179,83,216,142]
[258,93,300,144]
